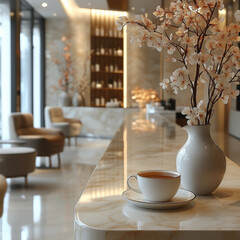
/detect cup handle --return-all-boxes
[127,175,141,193]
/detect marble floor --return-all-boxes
[0,137,110,240]
[0,131,239,240]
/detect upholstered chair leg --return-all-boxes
[75,136,78,146]
[25,175,28,188]
[49,156,52,168]
[68,137,71,146]
[57,153,61,168]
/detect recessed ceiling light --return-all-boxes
[131,7,135,11]
[88,2,91,6]
[42,2,48,8]
[53,13,57,16]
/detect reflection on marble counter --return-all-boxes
[74,111,240,240]
[62,106,177,138]
[62,107,137,138]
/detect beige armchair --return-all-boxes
[45,107,82,145]
[8,113,65,168]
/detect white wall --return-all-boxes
[45,9,91,107]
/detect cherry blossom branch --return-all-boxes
[196,11,208,24]
[217,44,231,74]
[229,70,240,83]
[117,1,240,125]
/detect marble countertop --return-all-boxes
[74,111,240,240]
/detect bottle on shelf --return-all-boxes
[95,98,100,106]
[95,63,100,72]
[101,97,105,106]
[100,47,105,55]
[96,82,102,88]
[118,79,122,88]
[113,48,118,55]
[105,65,109,72]
[96,48,100,55]
[113,79,118,88]
[108,78,113,88]
[117,48,123,56]
[109,64,114,72]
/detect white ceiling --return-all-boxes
[25,0,109,18]
[25,0,162,18]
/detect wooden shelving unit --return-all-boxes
[90,10,124,107]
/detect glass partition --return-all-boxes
[20,3,32,113]
[19,1,44,127]
[33,14,42,127]
[0,1,11,138]
[0,0,45,137]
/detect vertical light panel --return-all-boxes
[123,20,128,108]
[0,3,11,139]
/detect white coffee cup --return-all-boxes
[127,170,180,202]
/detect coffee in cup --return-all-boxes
[127,170,180,202]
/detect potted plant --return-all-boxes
[50,36,73,106]
[116,0,240,195]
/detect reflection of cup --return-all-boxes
[127,170,180,202]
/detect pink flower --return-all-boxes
[160,78,170,89]
[205,39,217,52]
[153,6,165,18]
[116,16,128,31]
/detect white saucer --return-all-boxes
[122,188,195,210]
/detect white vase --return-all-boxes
[58,91,72,106]
[176,125,226,196]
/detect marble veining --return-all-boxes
[75,111,240,240]
[62,107,135,138]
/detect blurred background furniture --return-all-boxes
[0,139,26,146]
[45,107,82,145]
[0,175,7,217]
[8,113,65,168]
[0,148,36,187]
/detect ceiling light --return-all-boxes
[131,7,135,11]
[42,2,48,8]
[53,13,57,16]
